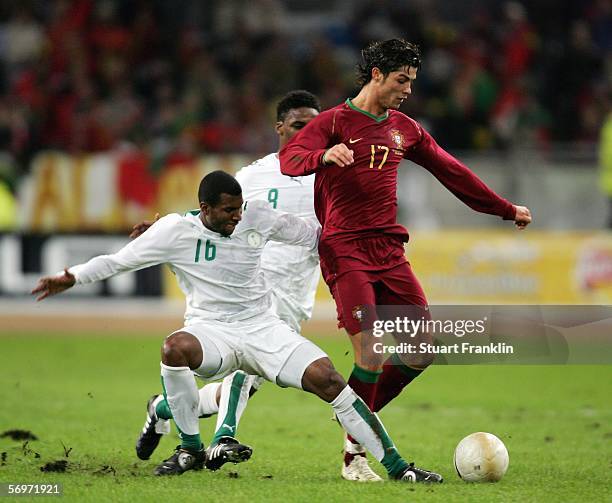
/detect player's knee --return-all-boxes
[403,330,435,369]
[420,351,435,369]
[317,369,346,402]
[413,340,435,368]
[411,354,434,371]
[302,358,346,402]
[161,335,186,366]
[325,370,348,401]
[161,332,202,369]
[397,350,435,370]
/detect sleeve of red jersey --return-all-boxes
[279,110,335,176]
[405,123,516,220]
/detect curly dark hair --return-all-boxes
[276,90,321,122]
[356,39,421,87]
[198,170,242,206]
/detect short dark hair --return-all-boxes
[276,90,321,122]
[356,39,421,87]
[198,170,242,206]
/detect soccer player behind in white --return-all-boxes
[235,90,321,334]
[31,171,443,482]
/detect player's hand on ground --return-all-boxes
[513,205,532,230]
[31,268,76,301]
[322,144,354,167]
[129,212,160,239]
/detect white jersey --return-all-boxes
[68,200,320,324]
[235,153,320,324]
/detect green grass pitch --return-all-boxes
[0,332,610,502]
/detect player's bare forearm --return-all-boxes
[129,212,160,239]
[513,205,532,230]
[31,269,76,301]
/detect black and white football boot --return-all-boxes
[395,462,444,483]
[205,436,253,471]
[154,445,206,476]
[135,395,171,460]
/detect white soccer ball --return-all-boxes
[454,432,509,482]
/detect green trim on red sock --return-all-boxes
[351,364,382,384]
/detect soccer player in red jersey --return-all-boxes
[279,39,532,481]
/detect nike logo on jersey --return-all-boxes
[348,138,363,144]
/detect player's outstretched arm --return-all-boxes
[31,268,76,301]
[32,214,179,300]
[406,126,523,222]
[513,205,532,230]
[129,212,160,239]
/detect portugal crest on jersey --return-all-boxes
[390,130,405,150]
[352,305,366,322]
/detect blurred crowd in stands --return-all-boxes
[0,0,610,189]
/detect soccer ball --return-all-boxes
[453,432,509,482]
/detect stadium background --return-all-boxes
[1,0,611,320]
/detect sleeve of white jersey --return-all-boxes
[68,214,182,285]
[252,200,320,250]
[270,213,320,251]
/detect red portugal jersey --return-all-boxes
[279,99,516,284]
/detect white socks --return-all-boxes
[160,365,262,445]
[160,363,200,436]
[331,385,389,462]
[213,371,253,441]
[198,382,221,416]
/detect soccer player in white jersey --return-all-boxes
[129,91,333,474]
[31,171,443,482]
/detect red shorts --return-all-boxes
[329,262,428,335]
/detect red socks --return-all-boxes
[372,353,423,412]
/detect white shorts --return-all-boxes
[175,310,327,389]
